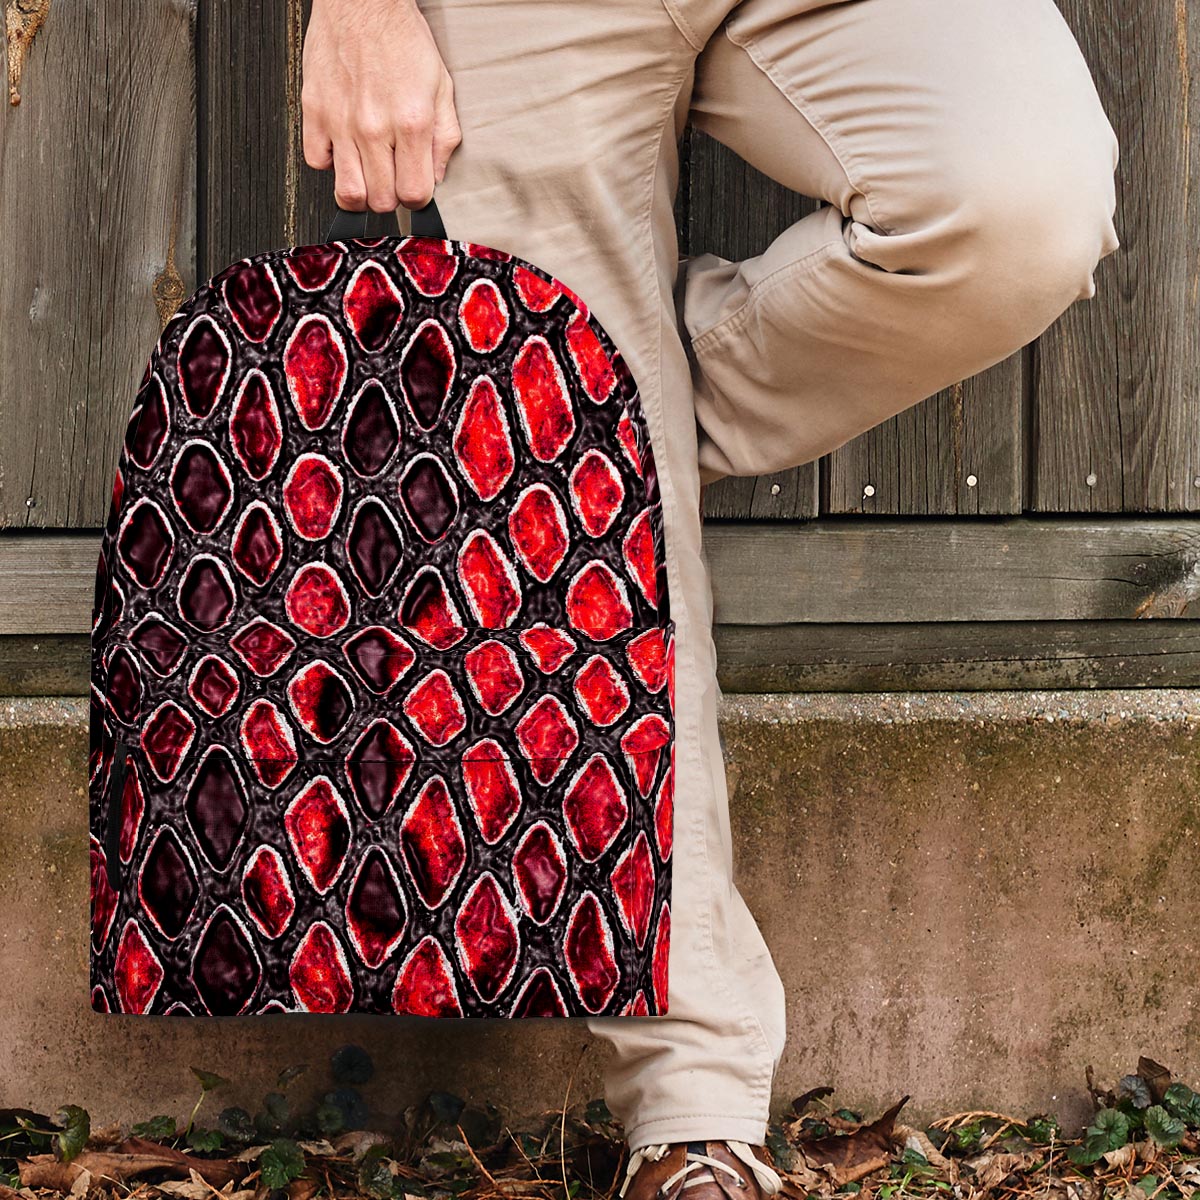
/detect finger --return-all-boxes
[358,130,401,213]
[301,94,334,169]
[332,137,368,211]
[395,146,435,209]
[303,121,334,171]
[393,112,436,209]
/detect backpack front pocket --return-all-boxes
[90,619,674,1019]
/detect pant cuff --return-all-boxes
[623,1112,770,1152]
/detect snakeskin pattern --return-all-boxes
[89,234,676,1018]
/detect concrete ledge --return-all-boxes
[3,692,1199,1131]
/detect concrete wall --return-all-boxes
[3,691,1199,1132]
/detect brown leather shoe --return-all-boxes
[618,1140,784,1200]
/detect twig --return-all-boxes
[930,1112,1028,1132]
[505,1125,543,1180]
[458,1124,501,1191]
[977,1122,1020,1152]
[561,1044,590,1198]
[1040,1128,1056,1200]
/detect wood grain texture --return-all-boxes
[714,619,1200,692]
[823,355,1025,517]
[703,518,1200,624]
[0,0,196,529]
[0,536,98,633]
[1033,0,1198,513]
[0,636,89,695]
[198,0,292,270]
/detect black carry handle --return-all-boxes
[325,197,447,243]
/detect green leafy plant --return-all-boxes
[1023,1115,1062,1145]
[1118,1075,1154,1111]
[358,1143,398,1199]
[187,1127,224,1153]
[259,1137,305,1189]
[1145,1106,1186,1149]
[256,1091,290,1139]
[950,1121,983,1152]
[1068,1108,1131,1165]
[3,1107,91,1166]
[1163,1083,1200,1127]
[51,1107,90,1163]
[332,1045,374,1086]
[184,1067,229,1140]
[218,1106,256,1145]
[132,1115,177,1140]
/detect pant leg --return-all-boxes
[416,0,788,1148]
[681,0,1122,486]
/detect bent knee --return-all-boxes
[959,141,1119,310]
[854,140,1118,349]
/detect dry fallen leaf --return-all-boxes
[894,1124,951,1169]
[284,1176,319,1200]
[331,1131,392,1162]
[1102,1144,1136,1169]
[480,1181,552,1197]
[1138,1057,1172,1106]
[19,1143,244,1195]
[966,1150,1036,1191]
[296,1141,337,1158]
[799,1097,909,1186]
[156,1169,221,1200]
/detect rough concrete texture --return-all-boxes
[3,692,1199,1133]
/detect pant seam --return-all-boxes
[649,61,776,1106]
[722,25,896,235]
[660,0,705,52]
[689,239,842,350]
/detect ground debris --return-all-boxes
[6,1053,1200,1200]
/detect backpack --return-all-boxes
[88,201,676,1018]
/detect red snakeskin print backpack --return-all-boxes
[89,200,676,1018]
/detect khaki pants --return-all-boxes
[419,0,1121,1148]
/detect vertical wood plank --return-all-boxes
[675,123,692,256]
[198,0,290,272]
[291,0,338,246]
[199,0,377,280]
[1034,0,1198,513]
[824,354,1025,515]
[0,0,196,529]
[685,131,820,520]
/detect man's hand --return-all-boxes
[302,0,462,212]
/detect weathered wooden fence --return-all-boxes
[0,0,1195,693]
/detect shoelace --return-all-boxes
[618,1141,784,1199]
